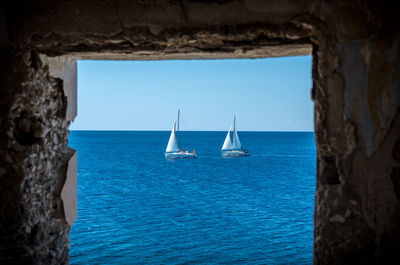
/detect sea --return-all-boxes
[69,131,316,265]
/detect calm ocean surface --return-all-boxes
[69,131,316,265]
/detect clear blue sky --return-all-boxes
[70,56,313,131]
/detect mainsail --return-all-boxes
[232,128,242,150]
[166,122,178,152]
[221,126,233,150]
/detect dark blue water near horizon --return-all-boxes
[69,131,316,265]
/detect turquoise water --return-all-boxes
[69,131,316,264]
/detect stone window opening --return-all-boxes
[2,2,400,263]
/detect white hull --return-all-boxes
[165,150,196,158]
[222,150,250,156]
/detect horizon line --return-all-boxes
[70,129,314,132]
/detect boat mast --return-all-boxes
[233,116,236,150]
[177,109,180,132]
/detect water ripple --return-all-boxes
[70,131,316,265]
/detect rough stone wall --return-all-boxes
[310,2,400,263]
[0,0,399,264]
[0,50,74,264]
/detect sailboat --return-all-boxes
[165,109,196,158]
[221,116,250,156]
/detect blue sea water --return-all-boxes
[69,131,316,265]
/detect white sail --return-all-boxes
[166,122,178,152]
[221,126,233,150]
[221,116,249,156]
[232,129,242,150]
[232,116,242,150]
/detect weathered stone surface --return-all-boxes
[40,55,77,122]
[0,50,73,264]
[0,0,400,264]
[61,150,77,226]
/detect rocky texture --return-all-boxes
[0,0,400,264]
[0,50,75,264]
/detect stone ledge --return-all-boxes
[61,150,77,226]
